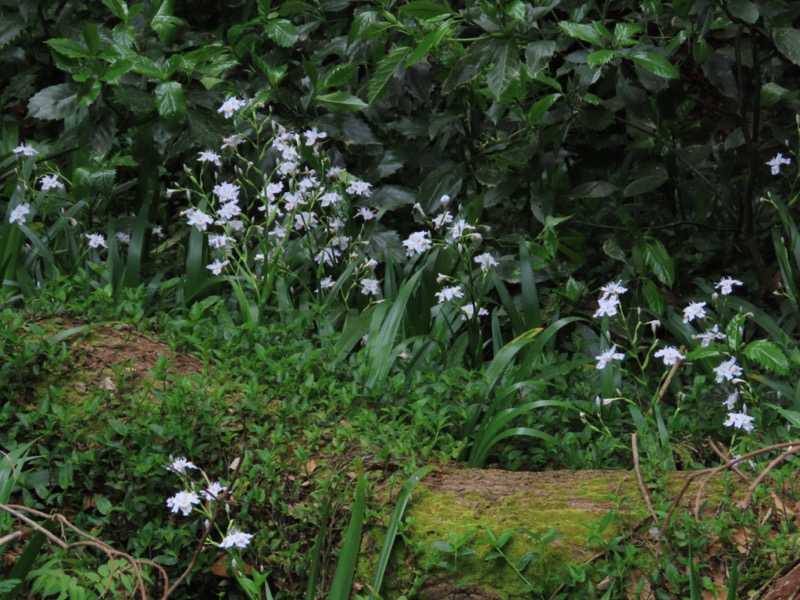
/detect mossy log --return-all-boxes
[357,466,724,599]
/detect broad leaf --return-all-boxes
[405,21,449,67]
[316,91,367,112]
[773,27,800,66]
[398,1,453,20]
[643,238,675,286]
[46,38,91,59]
[28,84,78,120]
[486,39,520,100]
[628,51,679,79]
[558,21,608,47]
[525,40,556,75]
[368,46,409,105]
[743,340,789,375]
[154,81,186,121]
[265,19,299,47]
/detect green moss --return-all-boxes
[361,469,645,598]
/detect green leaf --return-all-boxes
[642,278,665,316]
[628,51,679,79]
[369,466,434,599]
[569,181,618,198]
[317,63,358,91]
[265,19,299,47]
[368,46,409,105]
[614,22,642,45]
[405,21,449,67]
[328,470,367,600]
[487,39,520,100]
[316,91,367,112]
[28,84,79,121]
[558,21,608,47]
[398,1,453,20]
[643,238,675,286]
[525,40,556,75]
[587,49,615,67]
[0,16,26,48]
[773,27,800,66]
[46,38,91,59]
[743,340,789,375]
[101,0,129,20]
[154,81,186,121]
[729,0,758,24]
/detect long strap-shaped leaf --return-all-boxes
[369,466,434,599]
[328,470,367,600]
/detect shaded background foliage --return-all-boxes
[4,0,800,315]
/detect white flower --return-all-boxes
[213,182,240,203]
[474,252,498,272]
[593,295,619,318]
[217,202,242,222]
[219,529,253,549]
[433,212,453,228]
[298,176,319,192]
[152,226,164,238]
[319,276,335,290]
[403,231,432,257]
[361,278,380,295]
[715,276,743,295]
[654,346,685,366]
[294,211,318,230]
[278,161,298,176]
[166,490,200,516]
[186,209,214,232]
[8,203,31,225]
[207,259,230,275]
[85,233,107,248]
[724,409,755,432]
[218,97,246,118]
[363,258,378,271]
[13,143,38,156]
[600,280,627,298]
[446,219,475,241]
[347,180,372,197]
[221,135,244,150]
[328,217,345,231]
[198,150,222,167]
[201,482,227,501]
[331,235,349,250]
[315,247,339,266]
[262,182,284,201]
[208,234,232,249]
[319,192,342,207]
[327,166,342,179]
[304,127,327,145]
[722,390,739,411]
[693,324,726,348]
[439,194,451,206]
[40,174,64,191]
[436,285,464,303]
[682,301,707,323]
[595,345,625,369]
[713,357,743,383]
[227,219,244,232]
[356,207,375,221]
[460,303,489,320]
[766,153,791,175]
[169,457,197,474]
[115,232,131,245]
[269,224,286,238]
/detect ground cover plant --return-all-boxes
[3,0,800,597]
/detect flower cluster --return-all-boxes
[165,457,253,552]
[593,280,627,318]
[592,275,754,434]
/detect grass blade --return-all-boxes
[328,469,367,600]
[369,466,434,599]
